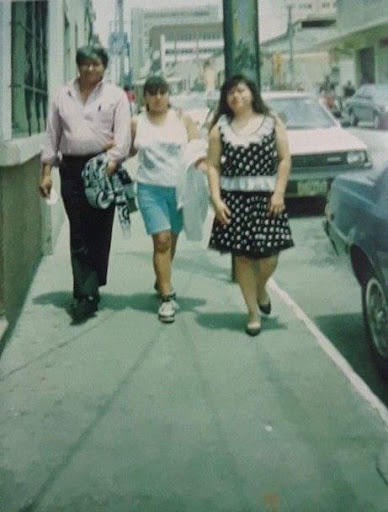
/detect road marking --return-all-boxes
[269,279,388,427]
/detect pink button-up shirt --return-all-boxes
[41,79,131,165]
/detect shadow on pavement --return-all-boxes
[122,293,207,315]
[194,311,288,333]
[33,291,207,316]
[33,291,70,309]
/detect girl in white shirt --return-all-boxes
[130,76,206,323]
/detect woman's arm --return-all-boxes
[269,115,291,216]
[207,125,231,225]
[106,91,131,169]
[183,114,202,141]
[183,114,208,172]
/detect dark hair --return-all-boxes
[76,45,109,68]
[143,75,169,96]
[212,74,270,127]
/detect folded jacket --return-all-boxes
[81,153,137,237]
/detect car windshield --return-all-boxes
[264,96,337,129]
[170,94,208,111]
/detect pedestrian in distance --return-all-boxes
[343,80,355,99]
[206,74,294,336]
[130,75,207,324]
[39,45,131,323]
[123,84,137,115]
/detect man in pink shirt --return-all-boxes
[39,45,130,322]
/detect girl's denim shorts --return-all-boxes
[137,183,183,235]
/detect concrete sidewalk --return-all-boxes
[0,206,387,512]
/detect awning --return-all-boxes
[312,16,388,51]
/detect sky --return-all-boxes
[93,0,288,46]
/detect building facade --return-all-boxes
[316,0,388,86]
[0,0,95,340]
[130,5,219,80]
[287,0,337,25]
[149,22,223,78]
[260,26,335,91]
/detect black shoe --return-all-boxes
[245,323,261,336]
[258,300,271,316]
[71,296,98,323]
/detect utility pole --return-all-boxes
[287,4,294,88]
[222,0,261,281]
[117,0,125,87]
[222,0,260,88]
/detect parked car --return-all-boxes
[263,91,372,197]
[324,165,388,376]
[344,84,388,129]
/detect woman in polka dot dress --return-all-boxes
[207,75,294,336]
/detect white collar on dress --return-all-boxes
[217,114,274,146]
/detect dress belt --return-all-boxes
[220,175,276,192]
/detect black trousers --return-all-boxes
[60,155,115,300]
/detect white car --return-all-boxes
[169,93,211,135]
[262,91,372,197]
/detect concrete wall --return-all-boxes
[0,156,42,328]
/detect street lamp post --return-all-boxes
[117,0,125,87]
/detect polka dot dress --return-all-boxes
[209,115,294,259]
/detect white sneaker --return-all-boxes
[170,296,180,311]
[158,299,175,323]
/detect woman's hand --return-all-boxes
[195,158,208,174]
[268,192,286,216]
[212,198,231,226]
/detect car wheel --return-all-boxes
[362,273,388,376]
[373,113,382,130]
[349,110,358,127]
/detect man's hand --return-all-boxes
[104,139,116,151]
[39,165,53,198]
[106,161,118,176]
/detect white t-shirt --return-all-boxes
[134,109,188,187]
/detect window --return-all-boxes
[11,1,48,137]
